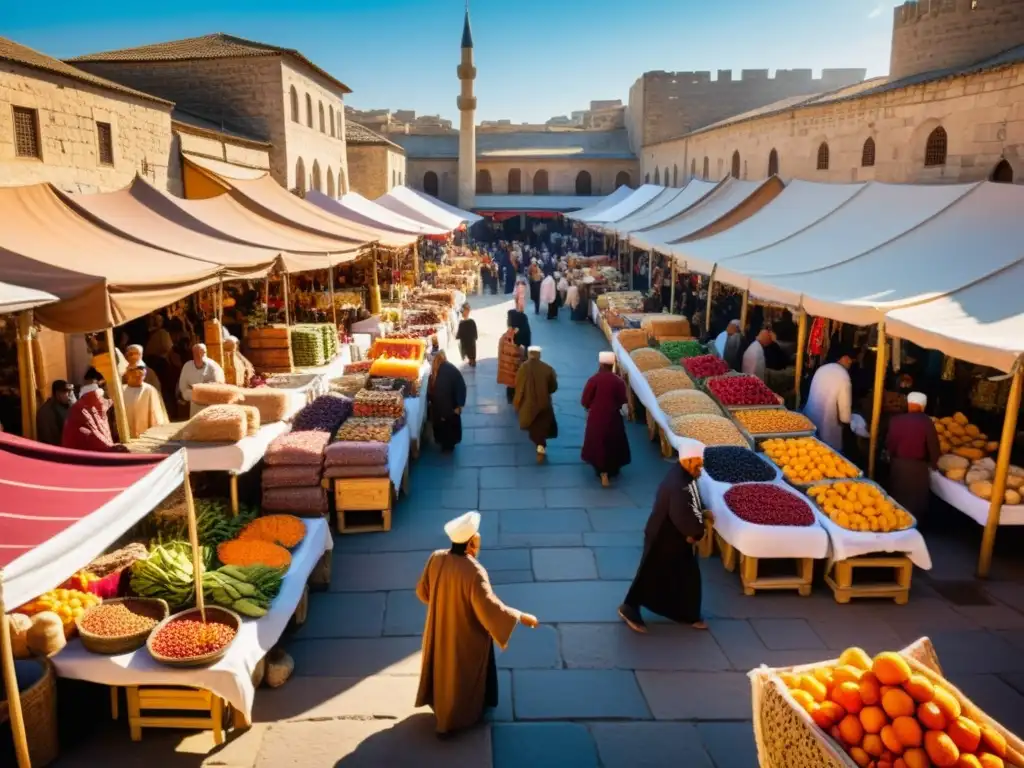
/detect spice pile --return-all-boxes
[80,602,159,638]
[669,414,748,447]
[658,340,705,362]
[643,367,695,396]
[733,408,815,436]
[706,374,780,407]
[703,446,777,484]
[656,390,721,418]
[630,348,671,373]
[335,417,396,443]
[353,389,405,419]
[724,484,815,526]
[682,354,731,380]
[150,617,237,660]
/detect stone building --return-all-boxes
[0,37,177,193]
[640,0,1024,186]
[345,121,407,199]
[68,33,352,197]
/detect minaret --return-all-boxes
[456,3,476,210]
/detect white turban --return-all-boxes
[528,346,542,355]
[80,383,100,396]
[444,511,481,544]
[908,392,928,408]
[678,441,705,461]
[599,351,615,365]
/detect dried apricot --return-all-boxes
[860,706,888,734]
[812,704,835,729]
[955,755,982,768]
[814,666,835,691]
[902,747,932,768]
[977,754,1005,768]
[947,717,981,753]
[882,689,917,719]
[860,673,882,707]
[873,653,912,686]
[817,701,846,726]
[779,672,800,689]
[863,734,885,757]
[801,674,828,703]
[979,725,1007,758]
[893,716,924,748]
[880,724,905,755]
[850,746,872,766]
[924,730,960,767]
[919,701,949,731]
[841,647,875,671]
[903,674,936,703]
[790,688,815,712]
[833,681,865,714]
[834,665,866,686]
[840,713,866,746]
[932,686,962,722]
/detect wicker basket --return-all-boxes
[0,657,58,766]
[75,597,169,655]
[749,637,1024,768]
[146,606,241,668]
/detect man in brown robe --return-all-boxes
[514,346,558,463]
[885,391,941,521]
[416,511,538,737]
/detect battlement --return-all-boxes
[640,68,867,86]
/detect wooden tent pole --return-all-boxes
[978,365,1023,577]
[669,256,676,315]
[283,274,291,327]
[328,264,338,328]
[867,322,887,479]
[368,247,381,315]
[0,571,32,768]
[104,327,132,445]
[181,454,207,619]
[704,268,716,335]
[794,311,808,410]
[629,248,634,292]
[739,290,750,334]
[17,311,36,441]
[412,240,421,285]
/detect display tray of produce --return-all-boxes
[759,436,862,489]
[668,414,751,448]
[682,354,731,381]
[803,480,932,569]
[658,339,704,362]
[732,408,817,442]
[933,411,999,459]
[353,389,405,420]
[127,419,291,475]
[146,606,240,668]
[76,598,168,655]
[50,518,329,722]
[630,347,672,373]
[929,468,1024,527]
[752,638,1024,768]
[370,337,427,361]
[704,373,785,410]
[702,445,782,486]
[643,366,696,397]
[656,389,723,419]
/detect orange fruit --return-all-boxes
[881,725,905,755]
[812,704,835,729]
[947,717,981,753]
[863,734,885,757]
[801,674,829,703]
[893,716,924,748]
[833,681,865,714]
[878,762,894,768]
[850,746,872,767]
[790,688,816,712]
[814,666,836,690]
[831,724,845,745]
[979,725,1007,758]
[834,665,867,686]
[977,754,1005,768]
[894,761,907,768]
[882,689,917,719]
[881,685,900,698]
[924,730,960,767]
[919,701,949,731]
[840,713,866,746]
[819,701,846,724]
[860,706,888,734]
[841,647,875,671]
[932,687,962,722]
[860,673,882,706]
[873,653,912,686]
[955,755,982,768]
[903,675,936,704]
[780,672,801,689]
[902,747,932,768]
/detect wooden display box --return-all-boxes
[204,320,224,367]
[715,534,814,597]
[825,554,912,605]
[333,477,394,534]
[125,686,229,744]
[247,325,293,374]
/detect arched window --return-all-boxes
[690,158,696,179]
[644,173,650,184]
[816,142,830,171]
[339,166,346,194]
[326,168,335,198]
[392,170,397,188]
[294,157,306,195]
[702,157,709,180]
[337,110,343,136]
[476,169,492,194]
[508,168,522,194]
[731,151,741,179]
[575,170,592,195]
[423,171,439,197]
[768,149,779,177]
[329,109,335,138]
[311,160,322,193]
[673,164,678,187]
[924,127,948,167]
[533,169,549,195]
[992,159,1014,183]
[861,138,876,168]
[305,94,313,128]
[289,86,299,123]
[653,167,660,185]
[318,102,325,133]
[615,170,631,188]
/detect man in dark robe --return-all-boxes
[416,511,538,737]
[514,347,558,463]
[506,308,531,350]
[36,379,74,446]
[430,351,467,452]
[456,304,478,367]
[528,262,543,315]
[619,450,707,633]
[581,351,631,486]
[886,391,941,521]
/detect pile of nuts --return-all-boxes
[657,389,722,418]
[353,390,405,419]
[733,408,815,435]
[335,417,395,443]
[80,602,159,637]
[630,348,671,372]
[724,484,816,526]
[644,367,695,396]
[669,414,749,446]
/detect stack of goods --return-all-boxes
[354,389,405,419]
[761,437,861,485]
[335,417,397,443]
[416,290,456,308]
[386,327,436,340]
[644,367,695,397]
[597,292,644,313]
[290,325,326,367]
[238,387,290,423]
[263,430,332,516]
[703,446,777,484]
[807,481,914,532]
[724,484,815,526]
[330,373,369,398]
[937,454,1024,505]
[630,348,671,373]
[344,360,374,374]
[779,646,1016,768]
[669,414,749,446]
[181,404,259,442]
[733,408,815,437]
[324,440,390,480]
[403,307,446,326]
[368,375,417,398]
[657,390,722,418]
[371,337,427,362]
[933,412,999,458]
[616,329,649,353]
[369,356,422,383]
[706,374,780,408]
[658,339,704,362]
[291,393,354,434]
[191,383,244,408]
[682,354,730,380]
[247,326,292,374]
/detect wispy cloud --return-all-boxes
[868,4,884,18]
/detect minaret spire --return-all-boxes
[462,1,473,49]
[456,2,477,210]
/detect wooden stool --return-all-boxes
[715,532,737,572]
[825,555,912,605]
[332,477,394,534]
[125,686,227,744]
[739,553,814,597]
[658,427,674,459]
[696,511,715,559]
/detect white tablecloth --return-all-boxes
[351,316,386,341]
[132,420,292,475]
[590,300,600,325]
[811,508,932,569]
[403,366,431,441]
[52,518,329,721]
[930,470,1024,526]
[388,425,412,491]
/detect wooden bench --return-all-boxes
[825,554,912,605]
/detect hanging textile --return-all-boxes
[808,317,827,356]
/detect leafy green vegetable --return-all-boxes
[659,340,705,362]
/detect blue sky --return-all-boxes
[7,0,894,123]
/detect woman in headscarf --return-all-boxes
[581,351,631,486]
[429,351,467,452]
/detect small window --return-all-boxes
[305,94,313,128]
[702,156,709,180]
[533,169,549,195]
[690,158,696,178]
[861,137,876,168]
[476,169,492,194]
[318,102,325,133]
[816,142,830,171]
[329,110,335,137]
[924,127,947,167]
[575,170,592,195]
[289,87,299,122]
[731,151,740,179]
[96,121,114,166]
[673,164,678,187]
[12,106,40,158]
[644,173,650,184]
[992,159,1014,184]
[653,167,660,185]
[615,170,631,188]
[423,171,439,197]
[508,168,522,194]
[768,149,779,177]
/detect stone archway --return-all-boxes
[575,171,592,195]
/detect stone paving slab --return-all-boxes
[750,618,827,651]
[707,619,817,670]
[383,589,426,636]
[584,532,643,548]
[479,547,532,571]
[929,630,1024,674]
[593,546,642,580]
[590,723,715,768]
[494,580,632,623]
[480,487,546,510]
[492,723,599,768]
[287,636,421,677]
[586,507,647,532]
[456,445,518,467]
[635,671,752,720]
[512,670,652,720]
[330,550,433,592]
[490,569,535,584]
[558,623,732,671]
[953,673,1024,735]
[697,722,760,768]
[292,592,385,639]
[487,670,514,722]
[499,508,591,533]
[253,674,422,723]
[413,467,479,491]
[497,624,561,669]
[531,547,598,580]
[545,486,636,508]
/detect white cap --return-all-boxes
[678,442,705,461]
[728,319,741,329]
[599,351,616,365]
[80,383,100,396]
[908,392,928,408]
[444,511,481,544]
[528,346,542,354]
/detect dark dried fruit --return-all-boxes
[724,483,815,526]
[703,446,777,484]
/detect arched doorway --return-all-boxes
[768,149,779,177]
[311,160,322,193]
[924,127,948,167]
[294,157,306,195]
[326,167,335,197]
[575,171,592,195]
[533,170,549,194]
[614,171,631,188]
[423,171,439,197]
[992,159,1014,183]
[508,169,522,194]
[702,157,709,180]
[731,151,741,179]
[673,164,678,187]
[653,167,660,185]
[476,169,492,194]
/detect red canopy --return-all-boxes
[0,433,183,608]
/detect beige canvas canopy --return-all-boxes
[0,184,220,332]
[605,179,720,236]
[0,282,57,314]
[562,184,636,222]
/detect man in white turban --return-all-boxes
[122,362,169,439]
[714,319,743,371]
[885,391,941,520]
[415,512,538,737]
[581,351,631,486]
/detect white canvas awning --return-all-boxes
[375,187,482,230]
[473,194,607,212]
[563,185,636,221]
[305,190,446,235]
[605,180,720,236]
[574,184,665,224]
[0,282,57,314]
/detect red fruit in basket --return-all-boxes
[682,355,730,380]
[707,374,779,406]
[723,483,815,526]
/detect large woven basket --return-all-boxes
[75,597,169,655]
[0,657,58,766]
[749,637,1024,768]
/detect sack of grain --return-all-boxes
[240,405,261,437]
[292,393,353,434]
[181,405,248,443]
[265,430,331,466]
[262,486,328,517]
[323,464,390,479]
[242,387,290,423]
[324,440,389,467]
[262,465,323,489]
[191,383,245,405]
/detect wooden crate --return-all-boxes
[825,554,912,605]
[125,686,228,744]
[333,477,394,534]
[715,535,814,596]
[204,320,224,367]
[247,325,293,374]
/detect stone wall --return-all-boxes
[891,0,1024,79]
[175,129,271,171]
[406,159,460,203]
[280,58,349,196]
[0,62,175,193]
[641,63,1024,185]
[630,67,867,149]
[347,145,406,199]
[477,159,640,196]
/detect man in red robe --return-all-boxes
[61,383,127,453]
[885,391,940,520]
[581,351,631,487]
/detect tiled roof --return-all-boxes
[650,44,1024,146]
[68,33,351,94]
[393,129,636,160]
[0,36,172,106]
[345,121,404,151]
[171,109,271,147]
